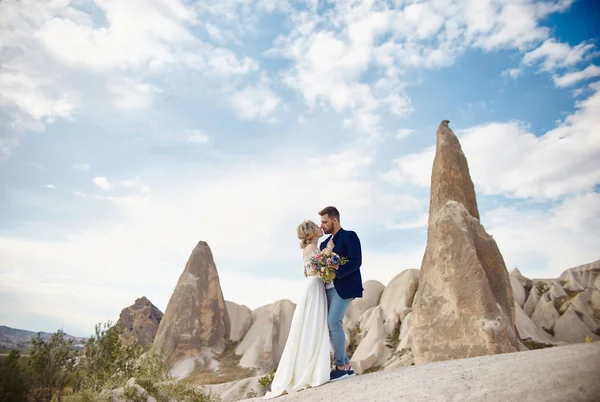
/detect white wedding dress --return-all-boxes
[264,244,330,399]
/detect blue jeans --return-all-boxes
[326,287,351,367]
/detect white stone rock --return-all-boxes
[558,260,600,289]
[565,288,599,333]
[226,301,253,343]
[510,270,526,307]
[345,280,385,323]
[553,308,600,344]
[379,269,419,334]
[349,306,390,374]
[548,282,568,301]
[531,293,560,334]
[591,289,600,310]
[523,285,541,317]
[514,301,553,346]
[236,299,295,372]
[397,312,413,352]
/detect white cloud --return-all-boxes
[470,2,549,50]
[270,0,572,137]
[0,0,267,159]
[45,184,56,190]
[384,83,600,200]
[35,0,197,72]
[572,87,585,97]
[396,129,415,139]
[205,22,224,42]
[183,129,210,144]
[118,177,151,194]
[0,64,74,159]
[93,177,113,190]
[207,48,258,76]
[553,65,600,88]
[229,83,280,120]
[523,38,595,72]
[502,68,523,79]
[0,70,75,121]
[485,192,600,277]
[0,145,426,332]
[386,214,428,230]
[73,163,91,171]
[109,79,159,110]
[362,247,426,288]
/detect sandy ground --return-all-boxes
[241,342,600,402]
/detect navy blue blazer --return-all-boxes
[319,228,364,299]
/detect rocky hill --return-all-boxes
[116,296,163,346]
[153,241,231,379]
[0,325,86,351]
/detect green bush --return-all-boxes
[347,325,361,358]
[63,389,109,402]
[0,349,28,401]
[258,369,276,392]
[150,381,221,402]
[9,320,221,402]
[123,385,147,402]
[76,321,149,391]
[27,330,77,401]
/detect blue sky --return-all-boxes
[1,0,599,337]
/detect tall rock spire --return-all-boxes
[429,120,479,220]
[411,121,519,364]
[153,241,230,377]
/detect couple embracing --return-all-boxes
[265,206,363,399]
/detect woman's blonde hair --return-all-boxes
[297,220,319,249]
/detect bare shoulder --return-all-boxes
[303,244,317,255]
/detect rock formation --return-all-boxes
[117,296,163,346]
[530,293,560,334]
[346,269,419,374]
[411,120,519,364]
[514,302,553,346]
[226,301,253,343]
[559,260,600,290]
[153,241,231,377]
[235,299,295,372]
[344,280,385,323]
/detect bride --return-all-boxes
[264,220,330,399]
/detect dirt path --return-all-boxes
[242,342,600,402]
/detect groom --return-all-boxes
[318,206,363,382]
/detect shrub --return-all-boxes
[63,389,109,402]
[27,329,77,401]
[258,369,276,392]
[347,325,361,358]
[521,338,554,350]
[76,321,148,391]
[384,321,401,350]
[0,349,28,401]
[363,365,382,374]
[12,320,222,402]
[123,385,148,402]
[152,381,221,402]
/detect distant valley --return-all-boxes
[0,325,86,353]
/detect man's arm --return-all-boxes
[335,231,362,280]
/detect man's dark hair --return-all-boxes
[318,206,340,221]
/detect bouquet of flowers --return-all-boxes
[306,249,349,284]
